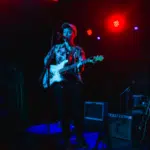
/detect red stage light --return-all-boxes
[105,14,126,32]
[86,29,93,36]
[113,20,120,27]
[51,0,59,2]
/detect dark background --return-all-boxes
[0,0,149,124]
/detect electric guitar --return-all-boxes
[137,98,150,143]
[42,55,104,88]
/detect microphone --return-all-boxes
[56,32,62,40]
[56,32,68,40]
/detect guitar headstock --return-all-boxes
[93,55,104,62]
[88,55,104,64]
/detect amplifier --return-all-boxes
[84,101,108,121]
[108,113,132,140]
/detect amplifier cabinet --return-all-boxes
[108,113,132,140]
[84,101,108,121]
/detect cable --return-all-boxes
[47,29,54,88]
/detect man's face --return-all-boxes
[63,27,75,41]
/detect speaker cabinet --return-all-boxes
[108,113,132,140]
[0,64,25,120]
[84,101,108,121]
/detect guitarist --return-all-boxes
[43,22,87,149]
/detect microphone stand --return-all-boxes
[47,28,54,88]
[120,86,131,96]
[38,28,54,87]
[120,86,131,114]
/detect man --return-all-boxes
[42,22,87,149]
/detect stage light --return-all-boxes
[97,36,101,40]
[105,14,126,32]
[113,20,120,27]
[134,26,139,30]
[86,29,93,36]
[48,0,59,2]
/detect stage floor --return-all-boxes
[0,121,149,150]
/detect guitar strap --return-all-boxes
[71,47,77,60]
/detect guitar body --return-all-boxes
[137,100,150,143]
[50,60,68,85]
[42,60,68,88]
[138,114,150,143]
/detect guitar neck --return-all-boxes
[59,58,90,73]
[145,99,150,114]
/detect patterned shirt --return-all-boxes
[43,43,86,88]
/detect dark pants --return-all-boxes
[51,81,85,143]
